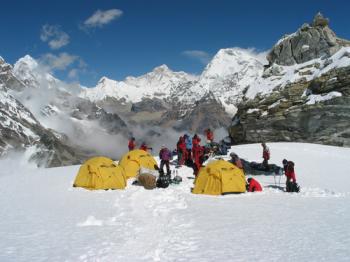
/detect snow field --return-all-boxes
[0,143,350,261]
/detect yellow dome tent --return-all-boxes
[192,160,246,195]
[119,149,158,179]
[73,157,126,190]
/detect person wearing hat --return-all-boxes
[229,152,243,169]
[261,142,270,170]
[247,177,262,192]
[285,161,297,192]
[128,137,136,151]
[140,142,148,151]
[159,145,172,176]
[205,128,214,144]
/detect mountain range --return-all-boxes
[1,13,350,167]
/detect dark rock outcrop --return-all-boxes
[161,92,232,133]
[0,57,26,91]
[267,13,350,66]
[230,66,350,147]
[0,86,90,167]
[131,98,167,113]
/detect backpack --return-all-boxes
[286,181,300,193]
[157,174,170,188]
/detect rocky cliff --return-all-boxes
[231,14,350,147]
[267,13,350,66]
[0,85,90,167]
[0,56,128,167]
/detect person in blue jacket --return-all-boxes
[184,134,192,160]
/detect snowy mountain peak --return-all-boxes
[98,76,117,85]
[13,55,62,90]
[178,47,265,116]
[15,55,39,70]
[201,48,264,80]
[152,64,171,73]
[13,55,40,86]
[81,63,198,103]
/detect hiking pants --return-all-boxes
[160,160,170,175]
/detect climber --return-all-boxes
[192,138,204,176]
[285,161,299,192]
[205,128,214,144]
[159,145,172,176]
[176,136,187,166]
[192,134,201,146]
[140,142,152,152]
[261,142,270,170]
[184,134,192,161]
[128,137,136,151]
[247,177,263,192]
[229,152,243,169]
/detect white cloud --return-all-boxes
[40,24,70,50]
[68,69,79,79]
[182,50,211,64]
[39,52,79,71]
[83,9,123,29]
[67,60,87,79]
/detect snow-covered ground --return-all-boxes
[1,143,350,262]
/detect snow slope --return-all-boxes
[1,143,349,262]
[245,47,350,99]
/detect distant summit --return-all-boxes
[267,13,350,66]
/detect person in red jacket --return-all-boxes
[192,134,201,146]
[176,136,187,166]
[285,161,297,192]
[205,128,214,144]
[140,142,152,152]
[128,137,136,151]
[192,138,203,176]
[261,142,270,170]
[247,177,262,192]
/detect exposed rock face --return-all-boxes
[230,66,350,147]
[160,92,232,133]
[1,55,129,166]
[267,13,350,66]
[0,85,90,167]
[70,98,128,135]
[131,98,167,113]
[230,13,350,147]
[82,48,265,130]
[0,57,26,91]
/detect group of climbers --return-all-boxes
[175,133,206,176]
[229,142,299,193]
[128,137,152,152]
[128,132,299,193]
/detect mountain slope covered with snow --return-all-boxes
[80,48,265,116]
[1,143,349,261]
[80,65,198,103]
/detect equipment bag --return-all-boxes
[157,174,170,188]
[286,181,300,193]
[171,175,183,185]
[138,173,157,190]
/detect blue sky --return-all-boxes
[1,0,349,86]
